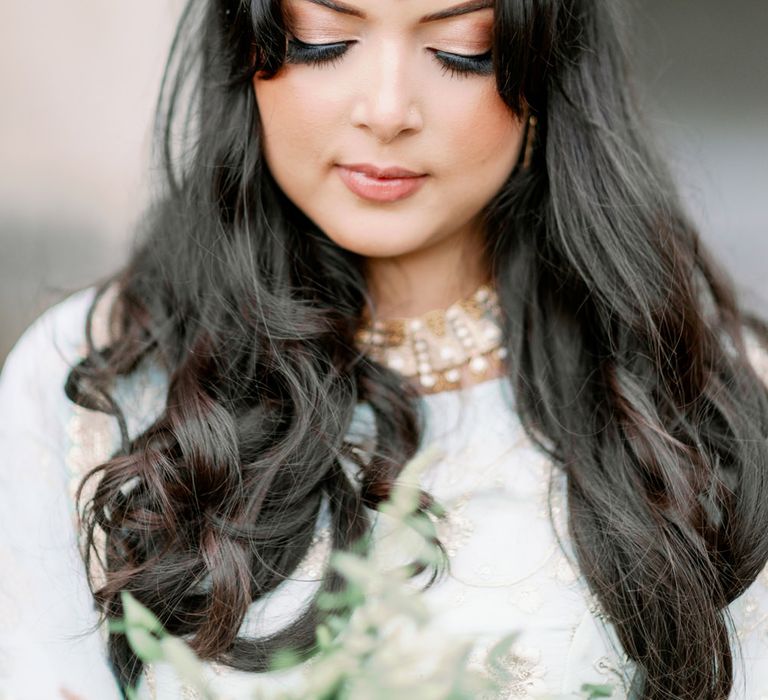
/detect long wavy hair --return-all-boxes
[66,0,768,697]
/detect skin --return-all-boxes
[253,0,527,387]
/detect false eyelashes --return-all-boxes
[285,37,494,79]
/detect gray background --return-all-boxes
[1,0,766,363]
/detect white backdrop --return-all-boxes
[0,1,185,358]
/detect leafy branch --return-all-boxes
[112,444,615,700]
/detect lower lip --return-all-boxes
[336,166,427,203]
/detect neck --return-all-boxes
[354,280,506,395]
[364,222,490,319]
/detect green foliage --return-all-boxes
[580,684,616,698]
[112,443,616,699]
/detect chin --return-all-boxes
[320,224,434,259]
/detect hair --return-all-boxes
[65,0,768,697]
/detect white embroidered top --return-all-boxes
[2,287,768,700]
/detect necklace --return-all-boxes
[354,283,507,394]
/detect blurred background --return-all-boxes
[1,0,766,363]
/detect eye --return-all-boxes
[429,49,494,79]
[285,37,493,78]
[285,37,351,68]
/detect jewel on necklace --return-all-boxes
[354,283,505,394]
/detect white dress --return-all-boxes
[2,287,768,700]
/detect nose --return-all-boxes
[350,41,424,144]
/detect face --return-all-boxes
[252,0,526,261]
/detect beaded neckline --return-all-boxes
[354,283,506,395]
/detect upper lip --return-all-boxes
[339,163,425,179]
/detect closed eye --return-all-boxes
[285,38,493,78]
[429,48,493,78]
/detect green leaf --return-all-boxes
[426,499,447,519]
[331,551,372,582]
[161,637,212,695]
[125,627,163,663]
[485,631,520,661]
[316,591,347,610]
[315,623,334,649]
[580,682,615,698]
[269,648,302,672]
[397,443,445,486]
[404,513,438,540]
[108,619,127,634]
[383,444,445,520]
[121,591,164,634]
[326,614,353,636]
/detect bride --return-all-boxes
[3,0,768,698]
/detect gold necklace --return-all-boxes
[354,283,506,394]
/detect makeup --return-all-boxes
[285,38,493,78]
[336,165,428,203]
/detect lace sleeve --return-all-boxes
[0,288,123,700]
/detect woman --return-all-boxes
[2,0,768,698]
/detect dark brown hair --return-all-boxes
[67,1,768,697]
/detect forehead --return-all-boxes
[284,0,494,24]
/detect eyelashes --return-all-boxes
[432,48,494,79]
[286,38,349,70]
[285,37,493,79]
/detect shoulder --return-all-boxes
[0,286,100,408]
[2,280,168,423]
[1,281,125,390]
[0,287,117,478]
[0,287,125,699]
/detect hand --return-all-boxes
[60,688,86,700]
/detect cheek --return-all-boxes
[251,69,525,259]
[438,82,522,176]
[429,82,524,219]
[253,73,338,176]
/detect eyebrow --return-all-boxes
[298,0,494,23]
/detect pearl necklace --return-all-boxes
[354,284,506,394]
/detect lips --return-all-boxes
[340,163,424,179]
[336,163,428,203]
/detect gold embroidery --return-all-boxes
[65,284,119,535]
[593,654,624,679]
[734,590,768,642]
[430,493,474,557]
[585,592,610,625]
[143,663,157,700]
[476,563,494,581]
[590,654,631,698]
[66,407,114,514]
[66,401,115,600]
[505,584,543,615]
[744,593,759,617]
[64,285,125,647]
[552,552,579,585]
[294,526,332,580]
[471,639,548,699]
[451,586,468,607]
